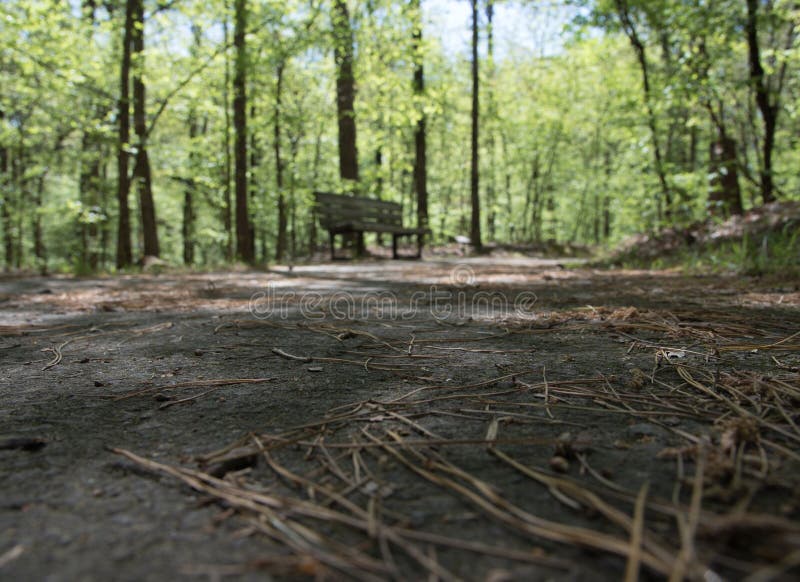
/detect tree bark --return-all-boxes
[333,0,359,184]
[182,26,205,266]
[79,4,102,272]
[332,0,362,255]
[32,174,46,274]
[116,0,134,268]
[79,131,102,270]
[411,0,428,243]
[469,0,482,250]
[183,113,200,265]
[222,16,233,260]
[746,0,777,204]
[100,158,110,268]
[181,180,194,264]
[274,60,288,262]
[249,101,259,261]
[131,0,159,259]
[233,0,254,263]
[708,132,743,216]
[0,110,12,271]
[308,126,323,254]
[12,133,25,269]
[289,136,300,260]
[485,0,497,242]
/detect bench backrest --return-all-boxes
[314,192,403,228]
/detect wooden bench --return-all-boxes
[314,192,429,260]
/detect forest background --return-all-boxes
[1,0,797,273]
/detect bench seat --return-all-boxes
[314,192,430,259]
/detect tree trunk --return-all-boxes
[12,136,25,269]
[289,139,299,260]
[183,114,199,265]
[233,0,253,263]
[274,60,288,262]
[182,187,194,265]
[79,5,101,272]
[222,16,233,260]
[469,0,482,250]
[708,132,743,217]
[615,0,672,223]
[115,0,134,268]
[131,0,159,259]
[523,153,539,241]
[746,0,777,204]
[182,26,205,267]
[79,131,102,270]
[499,129,513,241]
[33,174,46,274]
[602,149,612,241]
[485,0,496,242]
[333,0,359,184]
[0,110,12,271]
[332,0,362,255]
[100,158,110,269]
[249,101,259,261]
[308,126,322,254]
[411,0,428,243]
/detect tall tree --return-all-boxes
[333,0,359,184]
[182,24,206,266]
[332,0,362,254]
[614,0,672,223]
[684,13,743,216]
[233,0,254,263]
[249,100,260,260]
[116,0,134,268]
[183,114,198,265]
[131,0,159,258]
[485,0,497,241]
[470,0,482,249]
[222,14,234,261]
[0,109,11,271]
[745,0,794,204]
[79,0,104,271]
[275,59,288,262]
[411,0,428,241]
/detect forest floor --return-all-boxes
[1,257,799,581]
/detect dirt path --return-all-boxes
[1,260,799,580]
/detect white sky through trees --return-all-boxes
[425,0,583,59]
[61,0,580,62]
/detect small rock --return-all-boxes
[549,456,569,473]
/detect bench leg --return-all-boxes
[356,232,366,258]
[416,233,423,258]
[329,231,336,261]
[392,234,399,259]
